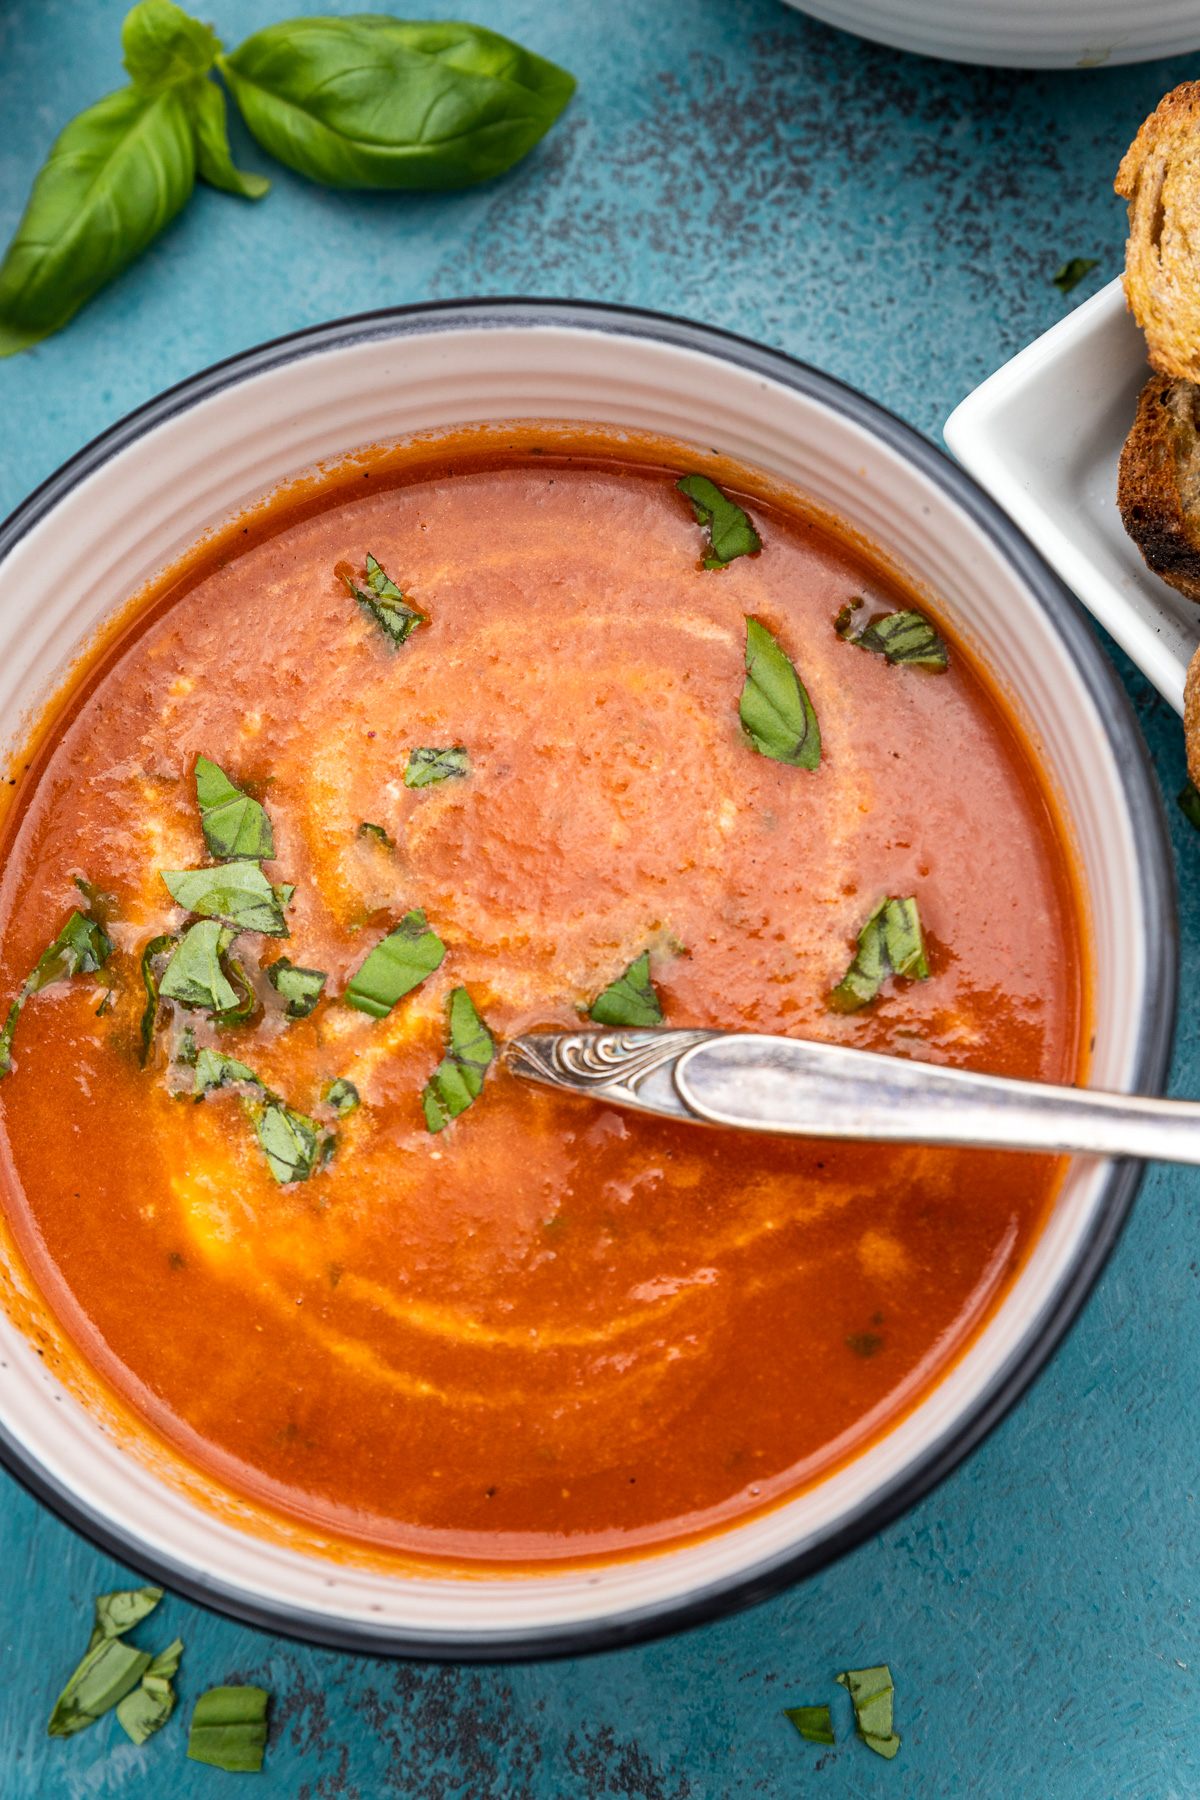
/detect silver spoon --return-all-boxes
[506,1028,1200,1163]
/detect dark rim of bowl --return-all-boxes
[0,298,1178,1662]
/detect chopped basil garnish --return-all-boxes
[345,909,445,1017]
[0,904,114,1077]
[341,552,426,648]
[405,745,470,789]
[117,1637,183,1745]
[160,862,289,935]
[158,920,242,1013]
[837,602,948,671]
[784,1704,835,1745]
[1179,779,1200,831]
[837,1665,901,1759]
[193,1048,259,1098]
[187,1684,269,1773]
[323,1077,360,1116]
[194,755,274,860]
[830,896,929,1013]
[139,933,176,1064]
[266,957,326,1018]
[740,617,821,770]
[677,474,761,568]
[358,820,394,849]
[589,950,663,1028]
[1053,257,1098,295]
[422,986,495,1132]
[245,1095,329,1184]
[47,1586,163,1738]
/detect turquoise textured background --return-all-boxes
[1,1,1199,1793]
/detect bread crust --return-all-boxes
[1117,82,1200,384]
[1118,374,1200,604]
[1185,643,1200,786]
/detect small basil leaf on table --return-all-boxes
[116,1637,183,1745]
[740,618,821,769]
[158,920,242,1013]
[161,862,288,935]
[1179,779,1200,831]
[0,906,115,1076]
[245,1096,330,1184]
[677,474,761,568]
[405,745,471,789]
[589,951,663,1028]
[187,1684,269,1772]
[0,85,195,357]
[844,606,949,670]
[267,957,327,1018]
[341,554,426,648]
[88,1586,163,1651]
[837,1665,901,1759]
[358,821,395,849]
[830,896,929,1013]
[47,1640,153,1737]
[784,1703,835,1745]
[193,1048,259,1098]
[1053,256,1098,295]
[323,1077,360,1116]
[345,910,445,1017]
[422,987,495,1132]
[194,755,275,860]
[219,17,575,190]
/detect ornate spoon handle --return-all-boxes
[506,1029,1200,1163]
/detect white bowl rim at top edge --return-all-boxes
[0,298,1177,1660]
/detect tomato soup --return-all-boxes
[0,428,1083,1565]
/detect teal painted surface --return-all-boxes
[0,0,1198,1792]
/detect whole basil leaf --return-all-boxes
[181,77,271,198]
[0,86,195,357]
[220,16,575,191]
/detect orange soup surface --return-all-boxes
[0,430,1083,1565]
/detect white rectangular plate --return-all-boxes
[944,277,1197,716]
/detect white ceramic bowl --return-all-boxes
[0,301,1175,1657]
[782,0,1200,68]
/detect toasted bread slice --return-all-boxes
[1185,643,1200,784]
[1117,373,1200,604]
[1117,83,1200,384]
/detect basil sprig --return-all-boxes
[47,1586,165,1738]
[836,1666,901,1760]
[739,618,821,770]
[405,746,471,789]
[195,755,275,860]
[116,1638,183,1745]
[0,0,266,357]
[160,862,289,935]
[422,987,495,1132]
[341,554,426,648]
[830,896,929,1013]
[0,905,114,1077]
[677,475,761,568]
[589,951,663,1028]
[345,909,445,1017]
[220,17,575,191]
[267,957,326,1018]
[836,601,949,671]
[187,1684,269,1772]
